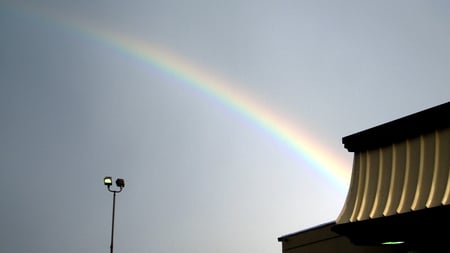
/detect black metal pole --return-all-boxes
[104,177,124,253]
[110,191,116,253]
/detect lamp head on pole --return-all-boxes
[116,178,125,188]
[104,176,113,186]
[104,176,125,192]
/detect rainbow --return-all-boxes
[9,4,351,192]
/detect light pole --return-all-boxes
[104,176,125,253]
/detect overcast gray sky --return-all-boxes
[1,1,449,253]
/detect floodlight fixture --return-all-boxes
[116,178,125,188]
[104,176,113,186]
[103,176,125,253]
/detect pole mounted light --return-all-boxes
[115,178,125,188]
[104,176,113,186]
[104,176,125,253]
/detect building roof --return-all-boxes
[342,101,450,152]
[277,221,336,242]
[332,101,450,247]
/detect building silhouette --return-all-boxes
[278,101,450,253]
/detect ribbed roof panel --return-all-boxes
[336,102,450,224]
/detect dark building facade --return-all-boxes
[278,101,450,253]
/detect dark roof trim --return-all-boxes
[277,221,335,242]
[331,204,450,247]
[342,101,450,152]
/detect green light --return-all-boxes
[382,241,405,245]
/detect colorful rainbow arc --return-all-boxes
[11,5,351,192]
[90,29,351,192]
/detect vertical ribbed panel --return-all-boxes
[397,138,421,213]
[349,153,366,222]
[335,155,361,224]
[411,132,435,210]
[336,127,450,224]
[383,142,407,216]
[427,129,450,207]
[437,128,450,205]
[439,128,450,205]
[356,149,379,221]
[369,146,392,218]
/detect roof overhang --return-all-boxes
[332,204,450,247]
[334,101,450,247]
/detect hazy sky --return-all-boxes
[1,1,449,253]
